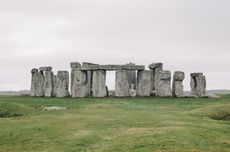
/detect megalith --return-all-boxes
[53,75,57,97]
[172,71,185,97]
[56,71,69,97]
[149,63,163,92]
[92,70,107,97]
[40,66,54,97]
[190,73,206,97]
[30,68,39,97]
[115,70,130,97]
[125,63,136,89]
[136,70,151,96]
[72,70,89,97]
[158,70,172,97]
[155,68,163,96]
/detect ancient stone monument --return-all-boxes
[190,73,206,97]
[172,71,185,97]
[30,62,209,98]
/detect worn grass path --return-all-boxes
[0,95,230,152]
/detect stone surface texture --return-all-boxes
[56,71,69,97]
[190,73,206,97]
[44,71,54,97]
[158,70,172,97]
[115,70,130,97]
[92,70,107,97]
[136,70,151,96]
[172,71,185,97]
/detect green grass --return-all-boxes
[0,95,230,152]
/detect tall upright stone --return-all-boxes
[172,71,185,97]
[36,71,45,97]
[70,62,81,96]
[125,63,136,89]
[82,62,99,96]
[30,68,39,97]
[155,68,163,96]
[158,70,172,97]
[53,75,57,97]
[115,70,129,97]
[56,71,69,98]
[190,73,206,97]
[72,70,89,97]
[136,70,151,96]
[92,70,107,97]
[44,70,54,97]
[149,63,163,92]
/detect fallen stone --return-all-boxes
[41,106,67,111]
[129,89,136,97]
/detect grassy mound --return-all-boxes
[0,102,30,118]
[208,106,230,121]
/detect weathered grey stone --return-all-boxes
[39,66,52,71]
[190,73,206,97]
[173,71,185,81]
[82,62,98,96]
[70,62,81,69]
[201,93,220,98]
[115,70,130,97]
[56,71,69,97]
[190,73,203,77]
[92,70,107,97]
[172,71,185,97]
[44,71,54,97]
[30,68,39,97]
[149,63,163,94]
[36,71,45,97]
[158,70,172,97]
[148,63,163,70]
[53,75,57,97]
[81,64,145,71]
[129,89,136,97]
[155,68,163,96]
[136,70,151,96]
[108,90,115,97]
[71,70,88,97]
[125,63,136,89]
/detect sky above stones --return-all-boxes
[0,0,230,91]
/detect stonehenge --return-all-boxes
[30,62,209,98]
[172,71,185,97]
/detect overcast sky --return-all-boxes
[0,0,230,91]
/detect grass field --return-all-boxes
[0,95,230,152]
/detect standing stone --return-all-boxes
[155,68,163,96]
[149,63,163,92]
[82,62,99,96]
[136,70,151,96]
[56,71,69,98]
[30,68,39,97]
[115,70,129,97]
[53,75,57,97]
[36,71,45,97]
[125,63,136,89]
[172,71,185,97]
[190,73,206,97]
[44,71,54,97]
[70,62,81,96]
[72,70,88,97]
[92,70,107,97]
[158,70,172,97]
